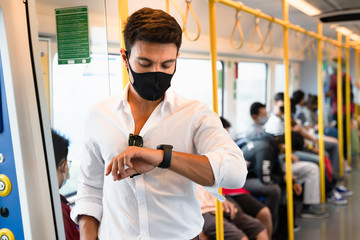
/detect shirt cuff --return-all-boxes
[70,200,103,225]
[203,151,227,202]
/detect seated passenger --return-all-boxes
[292,90,307,126]
[265,93,352,205]
[197,185,268,240]
[245,102,272,140]
[221,117,273,238]
[52,130,80,240]
[303,94,351,173]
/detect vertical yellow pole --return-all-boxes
[355,50,359,119]
[317,24,326,203]
[282,1,294,240]
[166,0,170,13]
[337,32,344,177]
[208,1,223,240]
[345,36,351,164]
[118,0,129,89]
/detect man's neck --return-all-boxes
[128,86,163,113]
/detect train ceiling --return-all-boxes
[36,0,359,58]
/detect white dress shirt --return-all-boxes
[71,84,247,240]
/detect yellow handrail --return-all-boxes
[317,23,326,203]
[183,0,201,41]
[118,0,129,89]
[356,50,359,120]
[208,1,224,240]
[337,32,344,177]
[166,0,170,13]
[250,17,264,52]
[214,0,344,48]
[345,36,352,164]
[282,1,294,240]
[230,11,245,50]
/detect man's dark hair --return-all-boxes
[274,92,284,102]
[293,90,305,105]
[250,102,266,116]
[220,117,231,129]
[123,8,182,56]
[52,129,69,168]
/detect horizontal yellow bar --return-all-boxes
[215,0,345,48]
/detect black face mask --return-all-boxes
[127,61,175,101]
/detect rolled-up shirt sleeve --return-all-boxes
[70,112,105,224]
[193,106,248,201]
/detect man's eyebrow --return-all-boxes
[137,57,176,64]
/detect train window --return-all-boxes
[274,63,294,94]
[235,62,268,135]
[53,53,122,197]
[171,58,224,114]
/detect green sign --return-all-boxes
[55,6,90,65]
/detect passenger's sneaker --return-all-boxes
[294,224,300,232]
[336,185,353,197]
[344,161,352,173]
[327,190,348,205]
[300,207,329,219]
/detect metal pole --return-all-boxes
[282,1,294,239]
[118,0,129,89]
[345,36,351,164]
[356,50,359,119]
[166,0,170,13]
[317,24,326,203]
[208,1,224,240]
[337,32,344,176]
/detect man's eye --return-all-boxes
[162,64,172,69]
[139,63,151,68]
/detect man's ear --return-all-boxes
[60,160,67,173]
[120,48,129,68]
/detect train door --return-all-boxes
[0,0,65,239]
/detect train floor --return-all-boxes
[295,155,360,240]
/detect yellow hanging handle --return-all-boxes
[183,0,201,41]
[295,31,305,58]
[230,11,245,49]
[261,18,273,54]
[169,0,186,21]
[251,16,264,52]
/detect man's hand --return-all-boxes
[291,154,299,163]
[293,183,303,196]
[222,200,238,220]
[105,146,163,180]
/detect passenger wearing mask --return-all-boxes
[245,102,272,140]
[52,130,79,240]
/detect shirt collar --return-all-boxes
[117,83,175,116]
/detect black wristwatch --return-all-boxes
[157,144,173,168]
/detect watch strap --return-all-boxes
[157,144,173,168]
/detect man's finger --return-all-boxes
[105,159,113,176]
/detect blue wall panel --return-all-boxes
[0,51,25,238]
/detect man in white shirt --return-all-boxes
[70,7,247,240]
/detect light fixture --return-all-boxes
[350,33,360,41]
[287,0,322,16]
[336,26,353,36]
